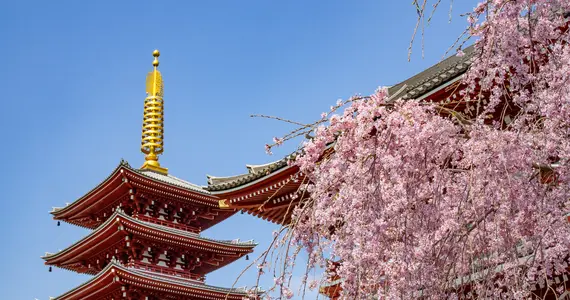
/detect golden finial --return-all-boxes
[141,49,168,174]
[152,50,160,67]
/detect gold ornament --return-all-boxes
[141,50,168,174]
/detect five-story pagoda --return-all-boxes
[43,50,258,300]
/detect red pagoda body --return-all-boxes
[44,51,258,300]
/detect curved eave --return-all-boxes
[52,161,224,227]
[53,261,258,300]
[44,211,256,269]
[51,161,127,220]
[214,164,304,224]
[43,209,123,265]
[206,159,290,192]
[208,145,334,196]
[52,262,118,300]
[241,206,294,225]
[211,164,299,196]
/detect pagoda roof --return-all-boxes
[51,160,230,229]
[51,260,260,300]
[44,210,255,274]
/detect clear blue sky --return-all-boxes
[0,1,477,299]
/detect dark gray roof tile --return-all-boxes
[206,158,289,192]
[388,45,476,100]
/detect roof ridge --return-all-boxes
[388,44,477,100]
[134,167,212,195]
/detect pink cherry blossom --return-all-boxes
[266,1,570,299]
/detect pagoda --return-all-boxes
[44,50,258,300]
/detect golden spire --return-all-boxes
[140,50,168,174]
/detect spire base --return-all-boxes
[141,161,168,175]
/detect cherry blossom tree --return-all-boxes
[251,1,570,299]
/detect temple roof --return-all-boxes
[387,45,475,100]
[206,158,290,192]
[52,260,259,300]
[205,47,476,194]
[44,210,255,274]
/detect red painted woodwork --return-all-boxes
[52,164,234,232]
[215,166,305,224]
[47,164,259,300]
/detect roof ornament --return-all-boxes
[141,50,168,174]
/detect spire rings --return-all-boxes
[141,95,164,155]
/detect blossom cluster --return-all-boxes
[278,1,570,299]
